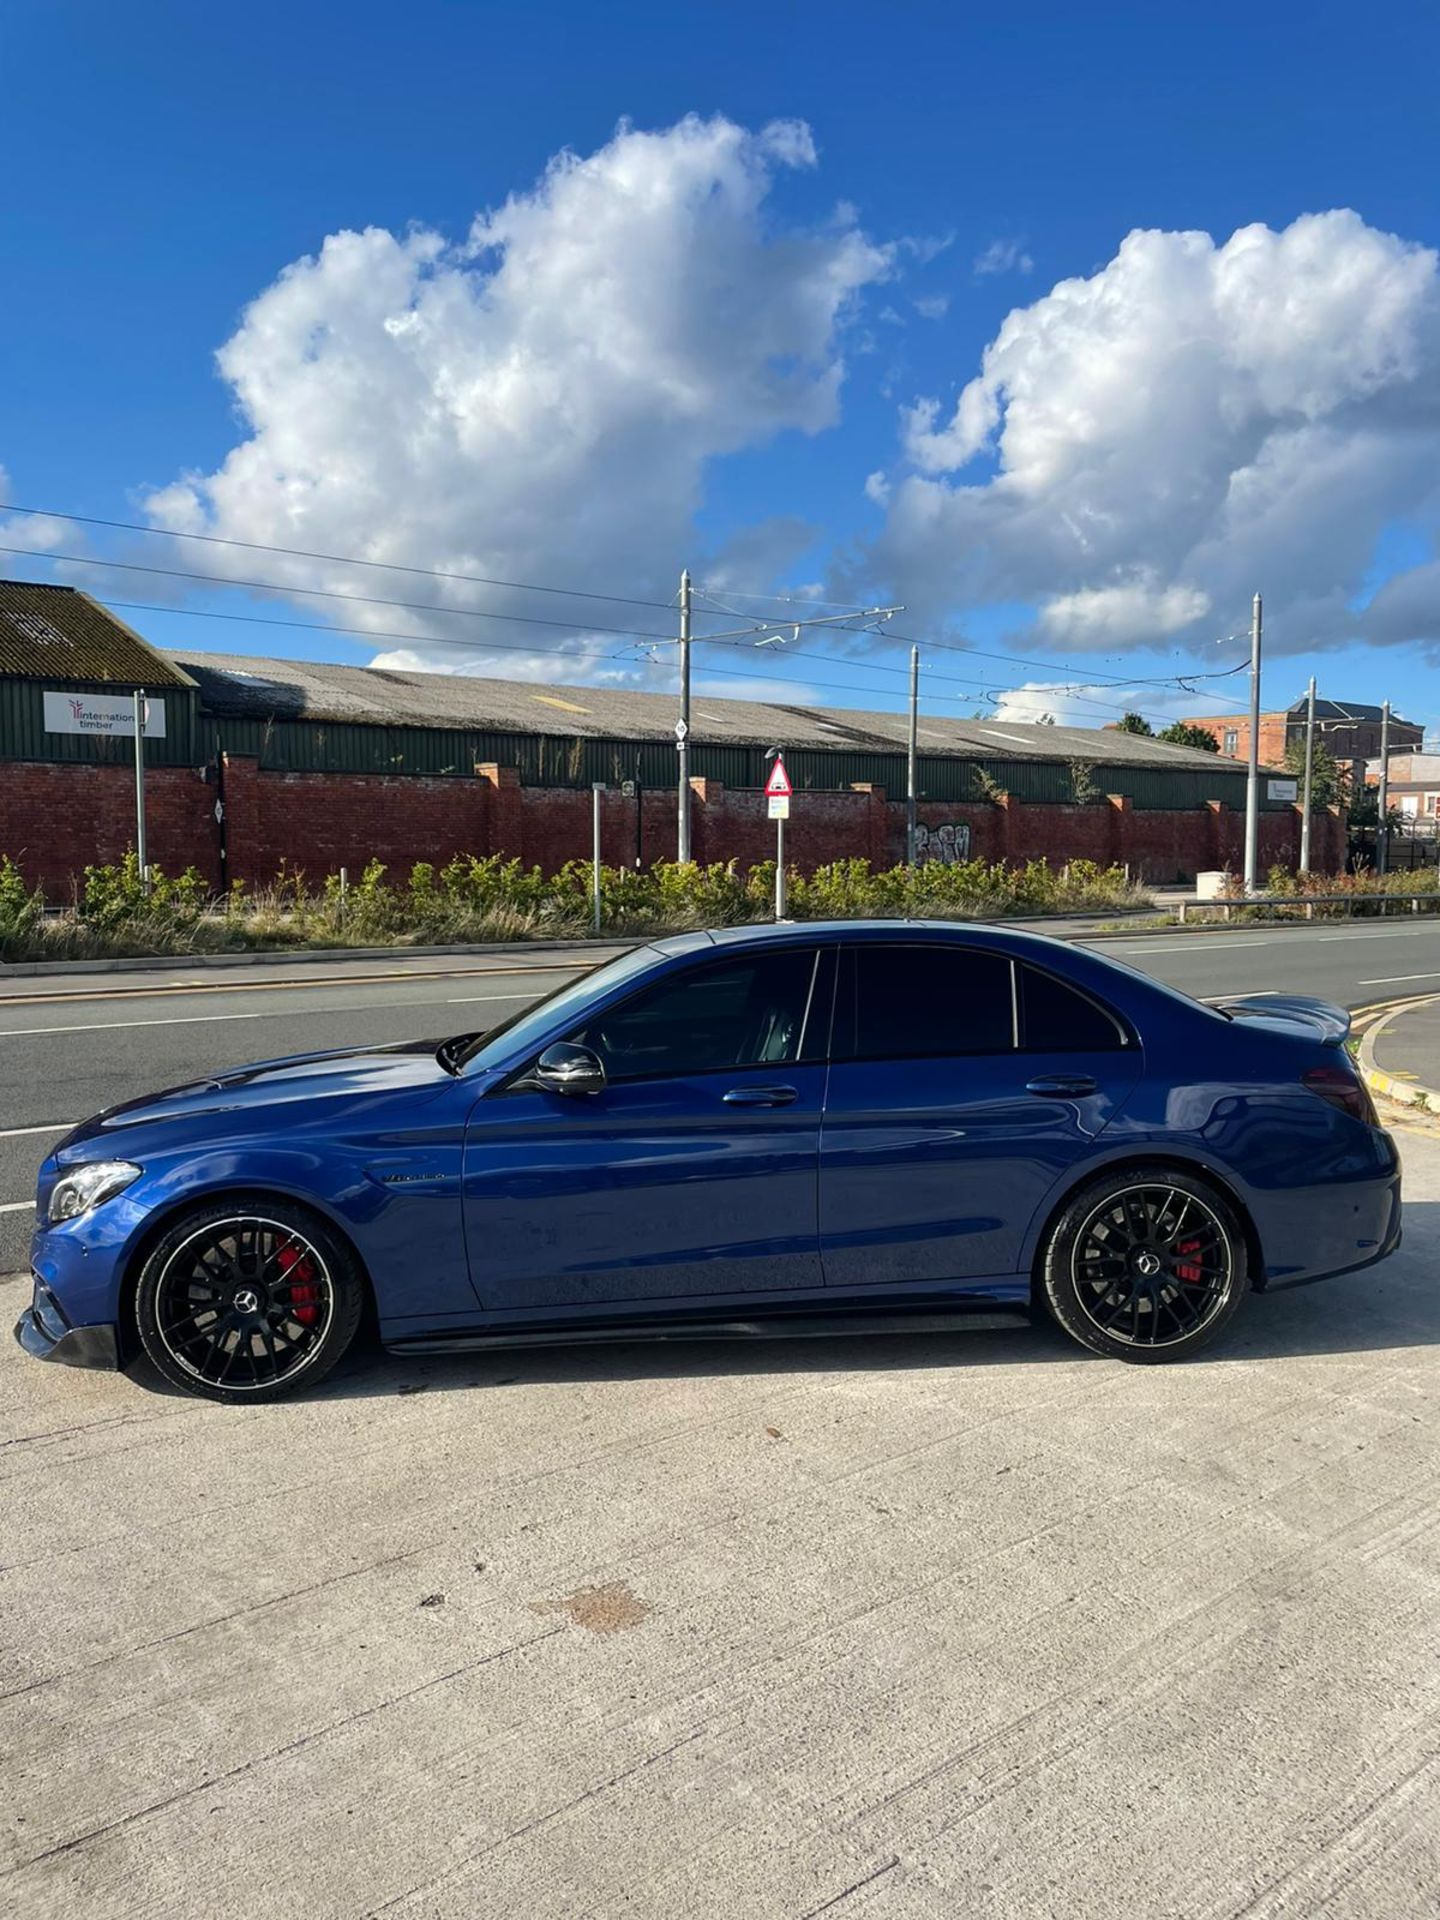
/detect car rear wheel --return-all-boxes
[1041,1166,1249,1363]
[134,1200,364,1403]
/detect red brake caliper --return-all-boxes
[1174,1237,1204,1285]
[276,1245,320,1324]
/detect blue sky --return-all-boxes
[4,0,1440,738]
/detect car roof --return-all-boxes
[650,918,1083,960]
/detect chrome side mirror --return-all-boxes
[532,1042,607,1097]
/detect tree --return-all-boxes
[1158,720,1220,753]
[1115,711,1153,735]
[1282,736,1340,808]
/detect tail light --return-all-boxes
[1303,1063,1378,1126]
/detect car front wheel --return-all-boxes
[1041,1166,1249,1363]
[134,1200,364,1403]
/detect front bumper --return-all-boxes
[14,1278,120,1369]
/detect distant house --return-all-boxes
[1372,753,1440,821]
[1184,697,1422,789]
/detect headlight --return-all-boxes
[48,1161,142,1223]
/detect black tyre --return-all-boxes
[133,1199,365,1403]
[1041,1165,1249,1364]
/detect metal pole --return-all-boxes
[214,739,229,894]
[774,813,786,921]
[906,645,919,864]
[676,568,692,863]
[1243,593,1262,892]
[591,783,604,933]
[1300,675,1316,873]
[633,752,643,872]
[1377,700,1391,877]
[132,688,149,892]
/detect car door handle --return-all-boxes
[722,1085,799,1107]
[1025,1074,1098,1097]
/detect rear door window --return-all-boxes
[843,944,1016,1060]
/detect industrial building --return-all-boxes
[0,580,1341,891]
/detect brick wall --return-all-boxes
[0,754,1347,899]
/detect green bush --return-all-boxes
[0,848,1151,961]
[0,854,44,960]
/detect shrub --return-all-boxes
[0,848,1151,961]
[0,854,44,960]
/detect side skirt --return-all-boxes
[385,1304,1033,1356]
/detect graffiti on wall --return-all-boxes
[914,821,972,864]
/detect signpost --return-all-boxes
[765,754,793,921]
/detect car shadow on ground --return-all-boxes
[121,1205,1440,1403]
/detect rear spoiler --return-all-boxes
[1210,993,1350,1047]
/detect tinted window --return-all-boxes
[1019,965,1126,1051]
[458,944,661,1072]
[570,949,818,1081]
[849,945,1015,1059]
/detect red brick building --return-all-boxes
[1187,697,1421,787]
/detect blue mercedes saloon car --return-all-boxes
[17,921,1400,1402]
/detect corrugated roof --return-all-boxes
[0,583,194,687]
[167,647,1248,771]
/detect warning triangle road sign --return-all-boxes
[764,756,793,798]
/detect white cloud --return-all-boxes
[146,116,889,675]
[913,294,949,320]
[989,682,1098,725]
[973,237,1033,278]
[0,470,70,562]
[1038,578,1211,647]
[872,211,1440,656]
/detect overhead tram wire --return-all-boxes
[690,584,1249,715]
[97,595,1176,726]
[0,503,679,613]
[4,501,1259,714]
[2,522,1250,723]
[0,543,1134,714]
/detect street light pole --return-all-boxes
[1300,675,1317,874]
[1377,698,1391,877]
[906,646,919,865]
[1243,592,1263,893]
[132,687,149,893]
[676,568,692,864]
[591,782,604,933]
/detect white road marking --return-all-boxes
[0,990,517,1039]
[1358,971,1440,985]
[1100,926,1430,954]
[1,1008,282,1038]
[1101,939,1273,954]
[0,1201,33,1214]
[446,993,533,1004]
[0,1122,74,1138]
[1314,929,1423,942]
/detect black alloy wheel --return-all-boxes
[1041,1166,1249,1363]
[134,1201,364,1402]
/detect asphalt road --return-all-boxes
[4,916,1440,1274]
[4,1129,1437,1917]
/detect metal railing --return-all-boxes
[1179,890,1440,924]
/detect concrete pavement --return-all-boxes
[2,1129,1436,1917]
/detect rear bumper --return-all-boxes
[1255,1156,1402,1291]
[13,1278,120,1369]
